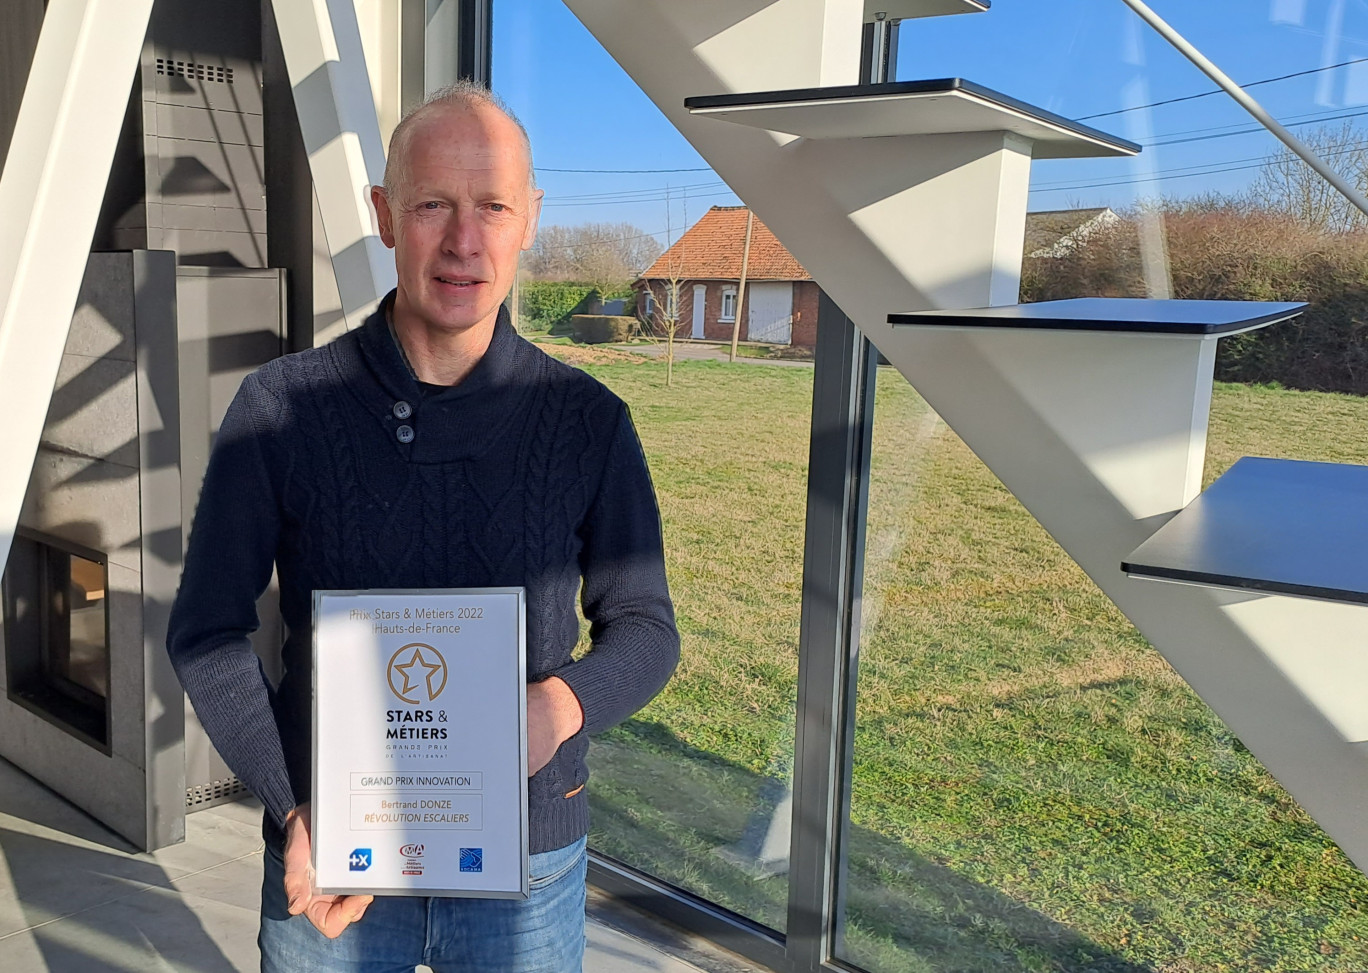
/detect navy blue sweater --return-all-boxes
[166,298,679,853]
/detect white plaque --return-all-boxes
[311,588,528,898]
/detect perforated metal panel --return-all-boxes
[186,775,248,809]
[139,1,267,268]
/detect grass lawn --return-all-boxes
[548,347,1368,973]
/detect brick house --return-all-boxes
[634,206,821,348]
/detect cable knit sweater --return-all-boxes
[166,296,680,854]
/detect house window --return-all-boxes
[645,290,656,317]
[2,529,111,749]
[720,286,738,322]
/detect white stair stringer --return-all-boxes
[562,0,1368,873]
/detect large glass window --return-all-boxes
[838,372,1368,972]
[496,0,798,932]
[495,1,1368,968]
[835,3,1368,971]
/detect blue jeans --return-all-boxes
[258,837,587,972]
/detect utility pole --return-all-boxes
[729,209,754,363]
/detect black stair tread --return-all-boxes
[1123,457,1368,605]
[864,0,989,22]
[685,79,1139,158]
[887,297,1306,335]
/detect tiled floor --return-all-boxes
[0,759,741,972]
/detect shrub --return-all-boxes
[520,282,595,332]
[571,314,635,345]
[1022,201,1368,395]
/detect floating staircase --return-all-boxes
[563,0,1368,874]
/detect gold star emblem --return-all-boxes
[386,643,448,703]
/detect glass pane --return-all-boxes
[2,534,109,745]
[495,1,799,931]
[573,356,807,932]
[62,553,108,699]
[840,369,1368,973]
[840,3,1368,968]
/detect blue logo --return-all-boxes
[349,848,372,872]
[459,848,483,873]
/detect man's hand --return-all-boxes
[283,803,374,939]
[527,676,584,777]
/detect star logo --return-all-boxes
[386,642,449,704]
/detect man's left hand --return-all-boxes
[282,803,373,939]
[527,676,584,776]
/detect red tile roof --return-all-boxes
[638,206,811,282]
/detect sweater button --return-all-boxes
[392,400,412,420]
[396,424,415,444]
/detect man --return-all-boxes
[166,81,679,972]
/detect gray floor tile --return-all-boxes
[0,827,164,937]
[0,931,61,973]
[4,884,257,973]
[167,853,266,914]
[0,757,755,973]
[149,804,266,878]
[587,921,707,972]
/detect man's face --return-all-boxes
[372,105,542,336]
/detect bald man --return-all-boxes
[167,82,680,972]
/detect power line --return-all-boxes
[1031,158,1273,194]
[1028,108,1368,196]
[541,188,740,208]
[1075,55,1368,120]
[540,180,727,203]
[1137,102,1367,143]
[535,165,714,174]
[529,61,1368,206]
[1030,136,1368,194]
[529,60,1368,178]
[1033,153,1268,189]
[1144,107,1368,148]
[542,106,1368,204]
[528,67,1367,199]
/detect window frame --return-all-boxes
[720,285,738,323]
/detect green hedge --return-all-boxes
[1022,203,1368,395]
[571,314,635,345]
[520,282,595,332]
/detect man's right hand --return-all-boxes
[283,803,374,939]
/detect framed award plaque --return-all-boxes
[311,588,528,898]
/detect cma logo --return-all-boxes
[400,843,425,858]
[348,848,372,871]
[386,643,449,704]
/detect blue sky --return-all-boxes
[493,1,1368,243]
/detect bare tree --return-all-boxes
[579,239,638,314]
[1251,122,1368,233]
[524,222,663,301]
[645,194,688,387]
